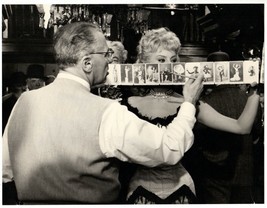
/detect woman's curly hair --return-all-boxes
[107,40,128,63]
[136,27,181,63]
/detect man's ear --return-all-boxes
[82,56,93,73]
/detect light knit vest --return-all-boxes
[7,78,120,203]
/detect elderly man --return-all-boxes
[2,22,204,204]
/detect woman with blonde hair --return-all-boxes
[107,40,128,64]
[93,40,128,99]
[125,27,260,204]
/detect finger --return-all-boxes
[185,77,195,85]
[194,73,204,84]
[250,82,258,87]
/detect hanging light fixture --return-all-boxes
[102,13,113,37]
[165,4,177,9]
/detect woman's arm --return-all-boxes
[197,87,260,134]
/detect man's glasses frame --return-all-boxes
[90,48,114,59]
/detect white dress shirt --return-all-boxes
[2,71,196,182]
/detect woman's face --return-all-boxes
[146,47,179,64]
[110,46,121,64]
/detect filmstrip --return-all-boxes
[106,60,260,85]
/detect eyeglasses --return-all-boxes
[90,48,114,59]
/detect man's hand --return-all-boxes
[183,73,204,105]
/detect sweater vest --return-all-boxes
[7,78,121,203]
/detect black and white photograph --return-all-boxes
[185,62,201,81]
[243,60,260,84]
[229,61,244,83]
[214,61,229,83]
[173,62,186,84]
[159,63,172,83]
[120,64,133,84]
[1,1,265,205]
[106,63,121,85]
[200,62,214,83]
[145,63,159,84]
[132,63,145,84]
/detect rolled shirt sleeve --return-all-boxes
[99,101,196,167]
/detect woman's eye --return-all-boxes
[171,59,177,63]
[112,58,119,63]
[158,59,165,63]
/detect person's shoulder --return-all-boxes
[2,94,16,108]
[90,92,118,105]
[2,93,13,102]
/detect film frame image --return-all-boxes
[107,64,121,85]
[172,62,186,84]
[260,58,264,83]
[185,62,201,81]
[120,64,133,84]
[107,60,259,86]
[133,64,146,85]
[229,61,244,83]
[200,62,214,84]
[243,60,259,83]
[159,63,172,84]
[145,64,159,84]
[214,61,229,84]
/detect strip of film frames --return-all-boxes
[106,60,260,85]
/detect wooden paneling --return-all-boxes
[2,39,55,63]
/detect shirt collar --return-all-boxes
[57,71,90,91]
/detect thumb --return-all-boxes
[185,77,195,85]
[250,82,258,88]
[194,73,204,84]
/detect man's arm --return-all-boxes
[99,74,204,167]
[99,102,196,167]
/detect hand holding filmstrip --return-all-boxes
[247,82,260,97]
[183,73,204,105]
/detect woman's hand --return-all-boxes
[247,82,259,97]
